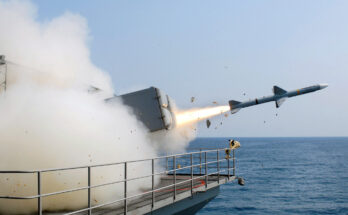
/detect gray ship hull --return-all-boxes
[146,186,219,215]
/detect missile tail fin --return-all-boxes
[275,98,286,108]
[273,86,287,95]
[229,100,241,109]
[229,100,242,114]
[231,108,241,114]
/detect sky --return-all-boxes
[24,0,348,136]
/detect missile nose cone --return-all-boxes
[319,83,328,89]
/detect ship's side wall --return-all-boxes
[146,186,220,215]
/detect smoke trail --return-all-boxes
[0,1,194,213]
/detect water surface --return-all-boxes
[191,137,348,215]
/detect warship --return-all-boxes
[0,56,241,215]
[0,56,326,214]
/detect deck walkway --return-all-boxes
[50,174,236,215]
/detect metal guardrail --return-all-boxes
[0,148,237,215]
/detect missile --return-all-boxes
[229,84,328,114]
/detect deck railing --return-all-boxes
[0,147,237,215]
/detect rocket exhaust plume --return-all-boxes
[0,1,194,214]
[175,105,230,126]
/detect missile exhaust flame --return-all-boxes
[175,105,230,126]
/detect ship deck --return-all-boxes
[1,148,238,215]
[82,174,236,215]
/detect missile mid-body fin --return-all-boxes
[273,86,287,108]
[275,98,286,108]
[273,86,287,95]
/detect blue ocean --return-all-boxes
[190,137,348,215]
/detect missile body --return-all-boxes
[229,84,328,114]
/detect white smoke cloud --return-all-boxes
[0,0,112,92]
[0,86,157,213]
[0,1,194,214]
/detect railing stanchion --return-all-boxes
[124,162,127,215]
[233,149,235,176]
[217,149,220,183]
[166,153,168,172]
[88,167,91,215]
[227,149,230,180]
[190,153,193,196]
[152,159,155,208]
[37,171,42,215]
[173,156,176,200]
[199,149,202,175]
[205,152,208,188]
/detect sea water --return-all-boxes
[191,137,348,215]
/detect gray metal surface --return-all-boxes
[146,186,220,215]
[229,84,328,114]
[106,87,175,132]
